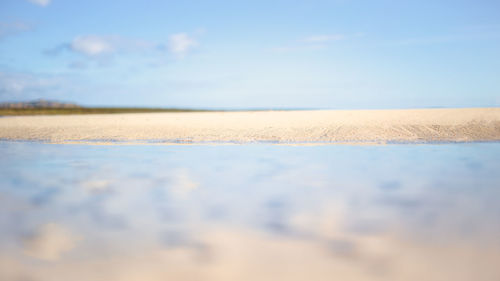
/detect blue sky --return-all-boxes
[0,0,499,109]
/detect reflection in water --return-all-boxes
[0,142,499,281]
[23,223,79,261]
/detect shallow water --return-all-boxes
[1,142,499,281]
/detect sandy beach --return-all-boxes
[1,108,499,144]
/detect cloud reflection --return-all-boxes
[0,143,499,280]
[23,223,79,261]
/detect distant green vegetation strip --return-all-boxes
[0,107,210,116]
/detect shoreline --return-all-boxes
[2,140,500,146]
[1,108,499,145]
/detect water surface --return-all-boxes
[1,142,499,281]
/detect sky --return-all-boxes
[0,0,499,109]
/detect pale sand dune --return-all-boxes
[0,108,499,144]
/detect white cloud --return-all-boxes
[0,21,32,40]
[302,34,344,43]
[70,35,115,57]
[0,71,59,98]
[168,33,198,58]
[63,35,154,59]
[0,70,85,101]
[23,223,79,261]
[47,32,200,65]
[28,0,51,7]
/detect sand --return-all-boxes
[0,108,499,144]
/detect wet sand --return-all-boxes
[0,108,499,144]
